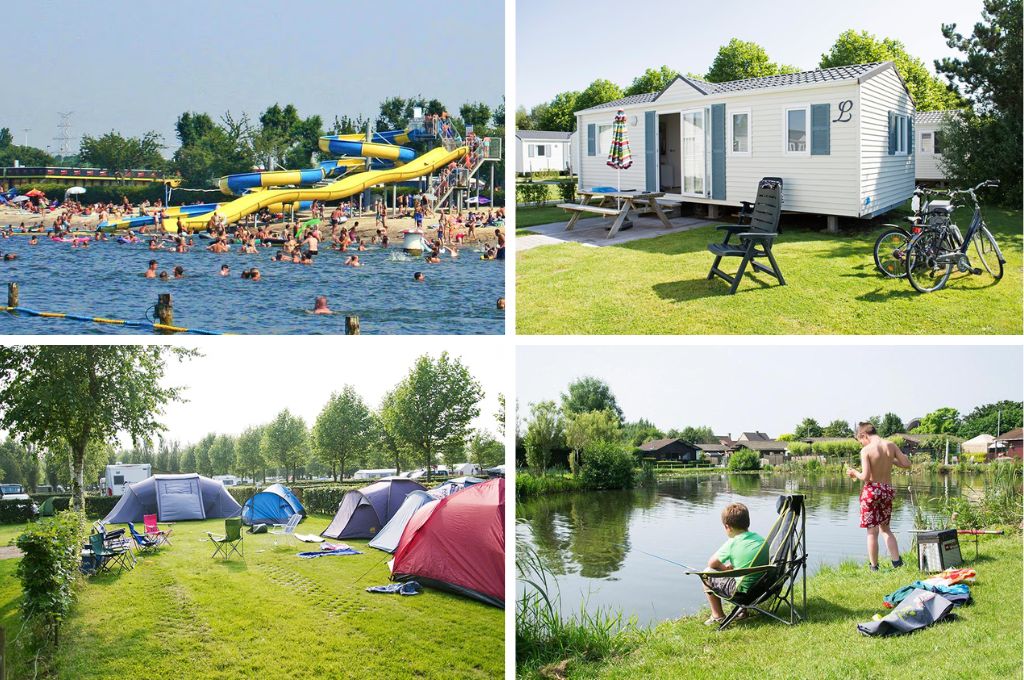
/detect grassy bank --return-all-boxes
[516,204,1023,334]
[516,205,570,234]
[518,531,1022,679]
[2,515,502,679]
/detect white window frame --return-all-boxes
[535,144,547,157]
[783,104,810,155]
[728,108,752,157]
[920,131,934,155]
[894,114,909,156]
[597,124,613,156]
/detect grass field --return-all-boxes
[1,515,503,679]
[519,532,1022,679]
[515,204,1023,334]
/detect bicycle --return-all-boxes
[904,180,1004,293]
[872,186,948,278]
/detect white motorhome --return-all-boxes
[451,462,483,476]
[213,474,240,486]
[353,468,398,480]
[574,61,916,232]
[102,463,151,497]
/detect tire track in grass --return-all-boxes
[258,561,368,619]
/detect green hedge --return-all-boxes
[0,498,38,524]
[302,486,349,515]
[37,495,120,519]
[578,441,636,490]
[727,449,761,471]
[16,511,86,645]
[18,181,168,206]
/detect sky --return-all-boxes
[517,345,1023,436]
[117,339,505,448]
[1,0,503,154]
[517,0,984,108]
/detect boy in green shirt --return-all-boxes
[703,502,768,626]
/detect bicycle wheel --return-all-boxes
[970,226,1004,283]
[906,230,952,293]
[873,227,911,278]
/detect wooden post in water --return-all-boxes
[155,293,173,328]
[345,316,360,335]
[7,282,17,309]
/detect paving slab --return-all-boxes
[516,213,714,251]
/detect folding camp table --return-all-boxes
[558,190,674,238]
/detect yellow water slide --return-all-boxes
[174,145,467,230]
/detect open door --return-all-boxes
[658,112,681,192]
[681,109,707,196]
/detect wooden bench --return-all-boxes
[556,203,621,216]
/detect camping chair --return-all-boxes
[127,522,160,553]
[706,177,785,294]
[206,517,244,560]
[144,513,173,546]
[685,494,807,631]
[270,513,302,536]
[87,532,134,576]
[95,521,138,566]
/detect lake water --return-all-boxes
[0,238,504,334]
[516,473,960,626]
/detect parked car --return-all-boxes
[0,483,31,501]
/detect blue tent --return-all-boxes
[241,483,305,525]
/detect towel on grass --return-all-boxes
[858,589,956,637]
[297,544,361,559]
[883,582,971,609]
[366,581,422,596]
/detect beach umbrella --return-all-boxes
[65,186,86,195]
[606,109,633,191]
[25,189,45,198]
[12,196,30,203]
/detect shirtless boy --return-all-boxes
[846,421,912,570]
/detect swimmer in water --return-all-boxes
[310,295,333,314]
[145,259,158,278]
[3,253,17,261]
[344,255,362,267]
[149,237,163,251]
[250,268,261,281]
[159,271,169,280]
[413,271,425,282]
[497,297,505,310]
[173,265,184,279]
[220,264,230,276]
[28,236,38,245]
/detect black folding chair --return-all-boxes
[685,494,807,631]
[707,177,785,294]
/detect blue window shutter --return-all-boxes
[710,104,726,200]
[908,115,914,154]
[888,112,896,155]
[587,124,596,156]
[644,111,657,192]
[810,104,830,155]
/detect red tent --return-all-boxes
[391,477,504,608]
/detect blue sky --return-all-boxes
[2,0,503,154]
[517,0,984,107]
[516,345,1023,436]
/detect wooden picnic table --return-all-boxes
[557,190,674,239]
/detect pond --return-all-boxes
[516,472,962,626]
[0,238,504,334]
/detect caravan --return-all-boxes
[102,463,152,497]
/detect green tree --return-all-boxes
[0,438,40,490]
[537,91,581,131]
[0,346,190,510]
[377,96,409,131]
[575,80,623,114]
[625,66,680,96]
[622,418,664,447]
[261,410,309,483]
[0,144,55,168]
[234,425,265,482]
[878,413,905,437]
[515,106,534,131]
[178,444,197,474]
[376,387,414,474]
[492,99,505,128]
[0,127,13,148]
[822,419,854,438]
[560,376,623,423]
[495,393,506,437]
[958,400,1023,439]
[466,430,504,469]
[312,386,374,481]
[79,130,166,171]
[819,29,963,111]
[383,353,483,482]
[173,120,254,188]
[794,418,824,439]
[935,0,1022,205]
[705,38,799,83]
[912,407,961,435]
[459,101,493,130]
[208,434,235,475]
[524,401,562,472]
[192,433,216,477]
[672,426,717,445]
[174,112,217,148]
[564,410,622,472]
[727,449,761,471]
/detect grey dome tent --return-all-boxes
[429,476,485,499]
[321,477,425,539]
[102,473,242,524]
[368,490,437,553]
[241,483,305,526]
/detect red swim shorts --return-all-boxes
[860,482,896,528]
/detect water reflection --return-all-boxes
[516,472,958,625]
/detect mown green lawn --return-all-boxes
[527,532,1021,680]
[516,206,570,234]
[1,516,502,679]
[516,204,1023,334]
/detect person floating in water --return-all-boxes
[173,265,185,279]
[28,236,38,245]
[220,264,230,276]
[847,421,911,571]
[310,295,333,314]
[497,297,505,310]
[413,271,425,282]
[145,260,158,278]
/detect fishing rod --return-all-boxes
[632,547,701,572]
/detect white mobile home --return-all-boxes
[915,110,957,182]
[574,62,916,231]
[516,130,572,174]
[102,463,151,497]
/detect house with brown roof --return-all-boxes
[637,438,700,463]
[992,427,1023,459]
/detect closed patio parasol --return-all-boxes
[606,109,633,190]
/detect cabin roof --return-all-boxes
[516,130,572,141]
